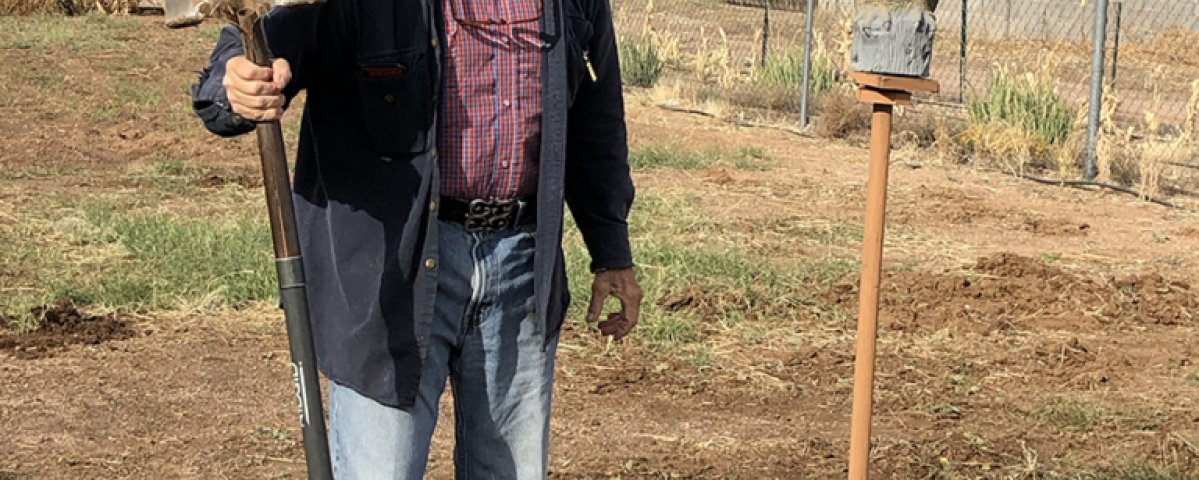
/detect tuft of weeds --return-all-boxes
[619,37,664,88]
[964,63,1076,172]
[1093,71,1199,199]
[756,46,836,97]
[968,65,1075,147]
[1036,398,1101,432]
[728,31,838,112]
[814,85,870,139]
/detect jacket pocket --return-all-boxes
[564,11,594,106]
[354,48,435,156]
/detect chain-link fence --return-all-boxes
[611,0,1199,181]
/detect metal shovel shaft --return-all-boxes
[238,14,333,480]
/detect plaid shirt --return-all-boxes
[439,0,544,200]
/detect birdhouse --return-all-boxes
[850,0,938,78]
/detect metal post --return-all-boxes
[1111,1,1122,84]
[800,0,816,127]
[959,0,967,103]
[1005,0,1012,38]
[761,1,771,69]
[1084,0,1110,181]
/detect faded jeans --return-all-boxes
[329,220,558,479]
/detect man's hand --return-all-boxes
[223,56,292,122]
[586,268,643,341]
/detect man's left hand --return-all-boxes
[586,268,642,341]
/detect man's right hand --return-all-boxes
[223,56,292,122]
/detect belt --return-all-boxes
[437,196,537,233]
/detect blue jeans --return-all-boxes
[329,220,558,479]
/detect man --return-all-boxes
[190,0,642,476]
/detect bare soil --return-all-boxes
[825,252,1199,334]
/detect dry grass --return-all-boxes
[1131,27,1199,68]
[813,85,870,139]
[722,0,810,12]
[1,0,139,15]
[1096,70,1199,199]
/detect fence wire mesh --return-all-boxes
[610,0,1199,176]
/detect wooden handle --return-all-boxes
[238,13,302,259]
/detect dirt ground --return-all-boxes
[4,15,1199,480]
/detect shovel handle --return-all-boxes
[238,13,302,259]
[237,13,333,480]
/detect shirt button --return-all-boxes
[383,93,396,103]
[502,100,511,108]
[501,161,510,168]
[425,258,437,269]
[428,201,437,212]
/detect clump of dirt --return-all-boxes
[0,302,138,359]
[660,285,745,316]
[1112,274,1198,325]
[194,169,262,189]
[1021,216,1090,236]
[825,252,1199,334]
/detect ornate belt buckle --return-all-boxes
[464,198,522,233]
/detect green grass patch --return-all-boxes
[629,145,772,170]
[619,37,664,88]
[47,208,275,310]
[1035,398,1164,435]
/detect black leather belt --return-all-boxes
[438,196,537,233]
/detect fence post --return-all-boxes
[1084,0,1110,181]
[1111,1,1122,84]
[761,1,771,69]
[959,0,968,103]
[1005,0,1012,37]
[800,0,816,128]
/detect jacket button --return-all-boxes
[429,201,437,212]
[431,37,439,48]
[383,93,396,103]
[425,258,437,269]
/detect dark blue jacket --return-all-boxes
[191,0,633,408]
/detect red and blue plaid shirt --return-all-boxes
[439,0,544,200]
